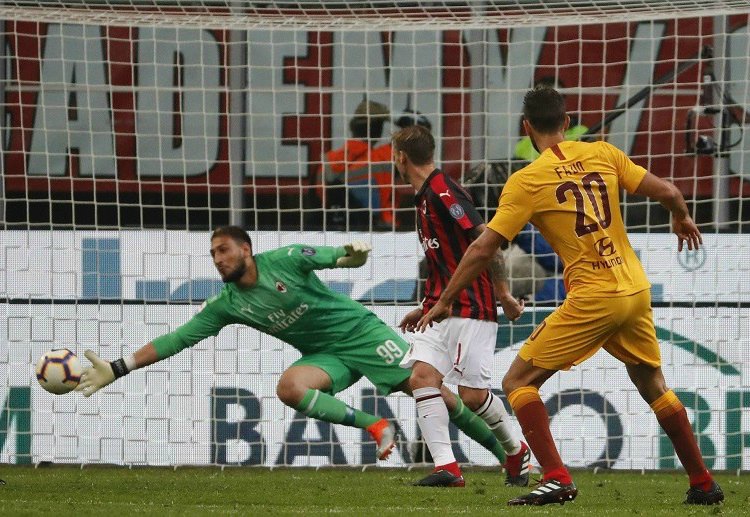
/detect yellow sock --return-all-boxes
[650,390,684,419]
[507,386,541,412]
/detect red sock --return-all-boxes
[658,408,713,491]
[435,461,462,478]
[543,466,573,485]
[514,399,572,485]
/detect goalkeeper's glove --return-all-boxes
[336,241,372,268]
[74,350,130,397]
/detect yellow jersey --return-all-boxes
[488,140,651,298]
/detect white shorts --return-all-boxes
[399,317,497,389]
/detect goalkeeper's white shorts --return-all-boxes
[400,317,497,389]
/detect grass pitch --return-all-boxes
[0,465,747,515]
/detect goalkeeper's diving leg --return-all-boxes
[276,364,397,460]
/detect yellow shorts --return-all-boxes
[519,289,660,371]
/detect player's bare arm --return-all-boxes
[634,172,702,252]
[471,225,525,322]
[470,224,509,287]
[416,227,509,332]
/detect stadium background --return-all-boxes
[1,1,749,472]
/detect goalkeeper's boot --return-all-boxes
[684,482,724,505]
[504,441,531,487]
[413,467,465,488]
[507,479,577,506]
[367,419,396,460]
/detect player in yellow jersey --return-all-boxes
[416,86,723,506]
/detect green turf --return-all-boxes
[0,466,746,515]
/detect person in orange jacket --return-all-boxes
[318,100,397,230]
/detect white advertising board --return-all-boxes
[2,231,749,303]
[1,305,748,470]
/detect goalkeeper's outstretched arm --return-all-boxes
[76,302,226,397]
[294,242,371,272]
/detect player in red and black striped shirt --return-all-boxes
[393,125,529,488]
[415,161,496,322]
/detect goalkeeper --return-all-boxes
[76,225,517,465]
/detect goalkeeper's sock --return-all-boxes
[414,387,455,467]
[475,391,522,457]
[448,395,507,463]
[296,389,380,428]
[651,390,713,491]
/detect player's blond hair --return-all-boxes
[392,125,434,166]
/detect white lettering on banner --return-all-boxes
[606,23,665,155]
[388,30,442,156]
[329,31,389,152]
[136,28,221,177]
[28,24,116,177]
[1,304,746,467]
[728,24,750,182]
[8,22,750,185]
[484,26,545,161]
[245,30,308,179]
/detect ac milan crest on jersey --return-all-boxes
[276,281,287,293]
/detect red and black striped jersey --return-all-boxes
[415,169,497,321]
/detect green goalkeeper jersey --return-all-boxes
[151,244,384,359]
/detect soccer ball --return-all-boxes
[35,349,82,395]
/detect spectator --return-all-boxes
[318,99,396,230]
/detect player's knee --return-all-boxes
[276,378,305,407]
[501,373,520,397]
[409,363,441,390]
[627,364,668,403]
[634,376,668,403]
[408,370,428,390]
[457,387,487,412]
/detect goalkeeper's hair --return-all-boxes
[211,226,253,249]
[523,86,566,134]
